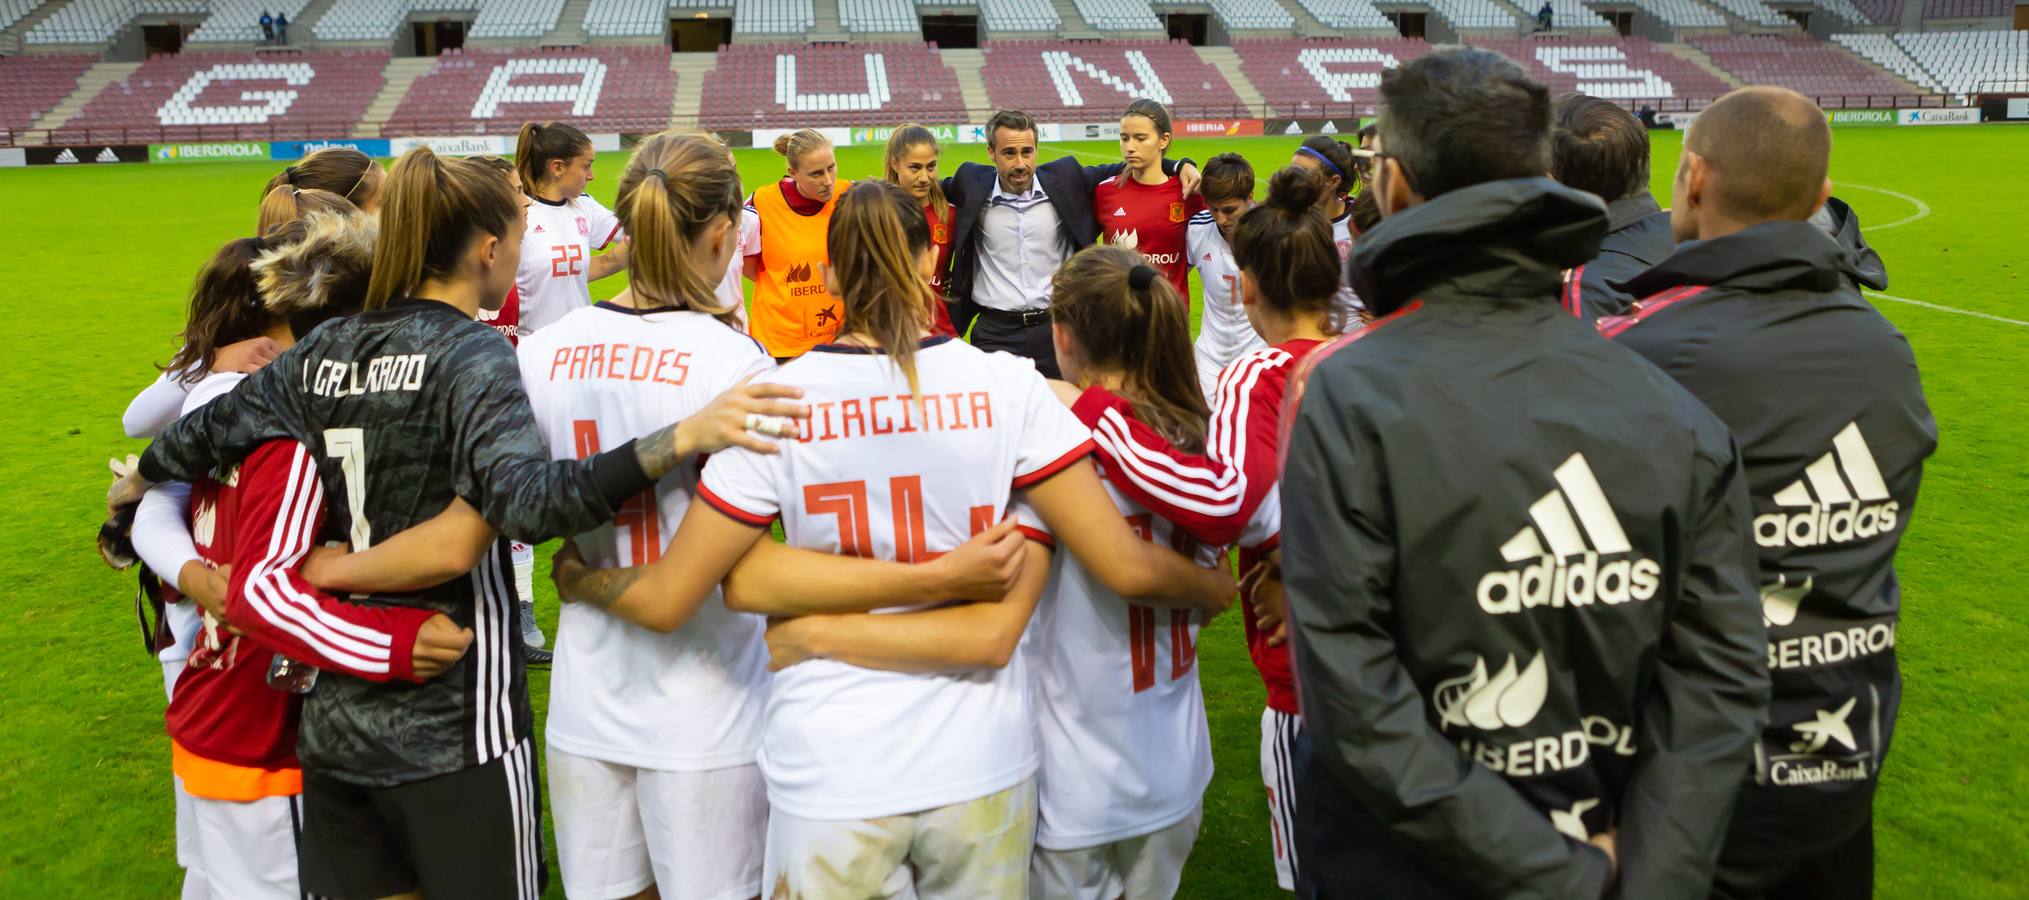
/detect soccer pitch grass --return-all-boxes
[2,128,2024,898]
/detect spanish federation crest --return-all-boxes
[1169,202,1187,223]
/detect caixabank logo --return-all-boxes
[1767,694,1873,787]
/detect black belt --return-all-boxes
[976,306,1052,327]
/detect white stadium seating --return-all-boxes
[1610,0,1728,27]
[1208,0,1294,31]
[583,0,664,36]
[1698,0,1793,27]
[1834,32,1936,88]
[189,0,312,42]
[964,0,1060,31]
[1539,0,1614,28]
[1890,29,2028,93]
[1425,0,1520,30]
[2,0,43,31]
[732,0,814,34]
[1294,0,1391,30]
[841,0,917,31]
[313,0,567,42]
[28,0,206,45]
[1804,0,1875,25]
[1072,0,1162,31]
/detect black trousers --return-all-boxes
[1711,812,1874,900]
[967,306,1060,379]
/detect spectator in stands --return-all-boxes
[1551,93,1673,321]
[275,11,288,44]
[882,124,957,337]
[1281,48,1767,899]
[747,128,846,360]
[941,109,1194,378]
[259,10,273,43]
[265,148,384,215]
[1606,85,1934,900]
[1538,1,1554,31]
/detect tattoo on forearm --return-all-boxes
[573,565,647,611]
[633,422,682,479]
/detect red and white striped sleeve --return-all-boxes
[1206,348,1296,549]
[223,439,436,684]
[1070,385,1251,547]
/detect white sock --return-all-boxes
[511,541,540,644]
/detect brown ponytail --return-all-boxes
[164,235,288,382]
[266,148,380,210]
[882,124,950,222]
[515,121,592,195]
[1048,246,1208,453]
[1230,166,1342,329]
[366,147,522,310]
[255,186,355,240]
[615,132,746,326]
[827,181,934,398]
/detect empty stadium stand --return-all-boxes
[28,0,205,45]
[0,53,97,137]
[1692,34,1912,97]
[1697,0,1793,26]
[841,0,918,31]
[1847,0,1903,23]
[1476,37,1732,101]
[732,0,815,35]
[0,0,38,31]
[1424,0,1519,31]
[56,50,388,142]
[972,0,1061,32]
[1615,0,1728,28]
[582,0,668,36]
[696,42,965,129]
[1889,29,2028,93]
[1539,0,1615,29]
[1072,0,1163,31]
[980,40,1245,120]
[1234,37,1431,115]
[1921,0,2010,18]
[190,0,313,42]
[382,46,674,134]
[1207,0,1295,31]
[1291,0,1391,31]
[313,0,568,42]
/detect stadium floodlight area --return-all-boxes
[1206,0,1295,31]
[1071,0,1164,31]
[1691,34,1914,97]
[980,40,1245,120]
[697,42,966,129]
[59,50,389,138]
[1233,38,1432,116]
[1474,37,1731,101]
[27,0,206,45]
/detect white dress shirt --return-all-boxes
[975,180,1069,312]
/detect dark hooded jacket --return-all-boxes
[1563,192,1675,323]
[1281,178,1769,899]
[1812,195,1889,291]
[1607,221,1935,865]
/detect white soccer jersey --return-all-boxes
[516,195,624,334]
[1188,213,1267,373]
[517,303,774,771]
[715,207,760,328]
[698,337,1094,820]
[1331,211,1367,318]
[1029,466,1276,850]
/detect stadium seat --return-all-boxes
[27,0,208,45]
[1423,0,1522,30]
[1691,34,1912,98]
[1697,0,1794,26]
[1205,0,1295,32]
[1071,0,1163,31]
[189,0,313,42]
[1612,0,1728,28]
[979,40,1245,121]
[696,42,965,129]
[1473,36,1731,102]
[1921,0,2010,18]
[840,0,917,31]
[1291,0,1391,29]
[1833,31,1936,89]
[382,46,675,135]
[1536,0,1616,29]
[1,0,43,30]
[732,0,816,35]
[1886,29,2028,93]
[62,50,388,138]
[970,0,1061,32]
[312,0,568,42]
[0,54,98,133]
[1233,38,1432,116]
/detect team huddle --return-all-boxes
[100,47,1934,900]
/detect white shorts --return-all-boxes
[1194,343,1225,408]
[1030,803,1203,900]
[1261,707,1303,892]
[548,748,766,900]
[764,778,1036,900]
[190,793,300,900]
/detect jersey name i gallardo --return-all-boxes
[139,298,638,787]
[518,303,774,771]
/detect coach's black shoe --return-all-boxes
[523,644,554,667]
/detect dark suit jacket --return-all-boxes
[943,156,1181,335]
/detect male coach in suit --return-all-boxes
[943,109,1193,378]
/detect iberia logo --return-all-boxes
[787,262,813,283]
[1169,202,1186,223]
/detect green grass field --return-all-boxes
[2,128,2025,897]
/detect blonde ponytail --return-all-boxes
[828,181,934,398]
[614,131,746,325]
[366,147,520,310]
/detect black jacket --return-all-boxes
[1813,195,1888,291]
[1611,221,1935,863]
[1565,192,1674,323]
[941,156,1180,333]
[1282,179,1769,899]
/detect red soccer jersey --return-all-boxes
[925,203,956,337]
[1093,174,1205,296]
[167,439,436,796]
[1211,338,1320,714]
[477,284,520,345]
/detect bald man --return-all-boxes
[1602,87,1937,900]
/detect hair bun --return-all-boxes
[1128,264,1159,291]
[1267,165,1325,214]
[773,133,794,156]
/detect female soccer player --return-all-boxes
[513,121,631,334]
[1288,135,1367,318]
[263,147,383,214]
[254,186,354,239]
[712,139,760,328]
[1187,153,1267,402]
[747,128,847,360]
[882,124,956,336]
[1093,99,1204,296]
[120,147,809,900]
[1217,165,1350,892]
[550,180,1233,899]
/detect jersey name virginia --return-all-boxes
[516,196,622,334]
[517,304,773,771]
[698,338,1093,819]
